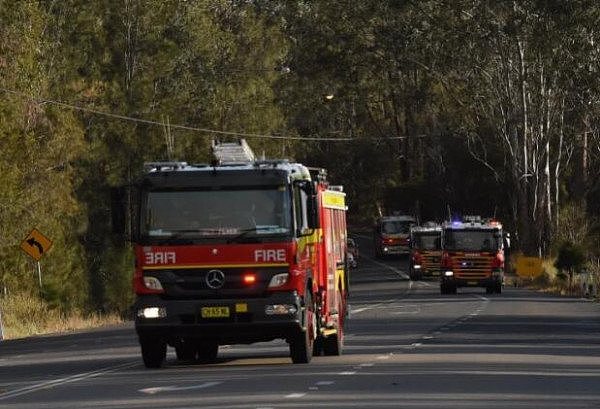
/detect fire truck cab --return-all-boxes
[440,216,506,295]
[409,223,442,281]
[118,141,349,368]
[373,215,416,257]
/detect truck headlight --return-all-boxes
[268,273,289,288]
[143,276,163,291]
[137,307,166,319]
[444,271,454,277]
[413,265,422,269]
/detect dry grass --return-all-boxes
[0,293,123,340]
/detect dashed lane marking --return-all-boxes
[316,381,335,386]
[339,371,356,375]
[285,393,306,398]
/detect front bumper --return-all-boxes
[441,274,503,288]
[134,291,303,344]
[380,245,410,255]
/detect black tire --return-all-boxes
[323,296,344,356]
[196,341,219,364]
[450,285,457,294]
[486,286,494,295]
[290,291,314,364]
[175,338,197,362]
[440,284,447,295]
[140,337,167,369]
[312,336,324,356]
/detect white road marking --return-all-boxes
[339,371,356,375]
[422,336,434,340]
[0,361,138,401]
[139,381,222,394]
[412,343,423,347]
[308,386,319,390]
[359,363,374,367]
[376,355,391,360]
[285,393,306,398]
[316,381,335,386]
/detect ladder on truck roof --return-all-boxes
[212,139,256,165]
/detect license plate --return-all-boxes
[468,281,478,285]
[201,306,230,318]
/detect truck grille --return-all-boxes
[144,267,285,299]
[421,252,441,274]
[451,255,493,279]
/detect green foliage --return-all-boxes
[554,242,587,274]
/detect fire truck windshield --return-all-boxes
[413,234,441,250]
[142,187,292,239]
[444,229,501,252]
[381,221,413,234]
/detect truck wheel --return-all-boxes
[290,291,314,364]
[440,284,447,295]
[140,337,167,368]
[175,338,197,362]
[196,341,219,364]
[323,295,344,356]
[312,336,324,356]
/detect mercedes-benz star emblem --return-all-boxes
[205,269,225,289]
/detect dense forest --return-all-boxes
[1,0,598,318]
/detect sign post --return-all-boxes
[20,228,53,289]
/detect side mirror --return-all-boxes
[306,193,319,229]
[294,180,319,230]
[503,232,511,249]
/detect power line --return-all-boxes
[0,87,419,141]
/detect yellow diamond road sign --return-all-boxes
[20,228,53,261]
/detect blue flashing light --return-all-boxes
[452,220,462,226]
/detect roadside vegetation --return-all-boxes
[1,1,599,338]
[0,292,122,340]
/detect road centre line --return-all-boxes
[0,361,138,401]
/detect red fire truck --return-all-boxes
[115,141,349,367]
[373,215,416,257]
[440,216,507,295]
[409,224,442,280]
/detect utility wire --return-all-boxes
[0,87,419,141]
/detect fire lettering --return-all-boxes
[144,251,176,264]
[254,249,286,262]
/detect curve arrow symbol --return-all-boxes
[26,238,44,255]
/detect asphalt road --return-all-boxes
[1,235,599,408]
